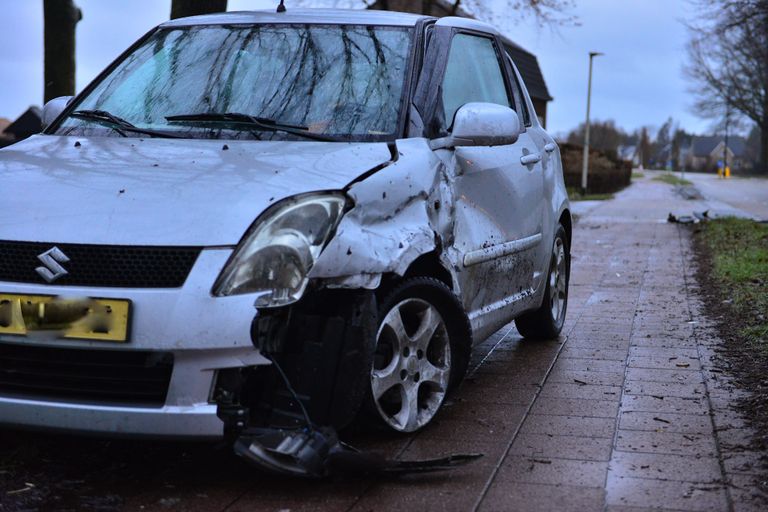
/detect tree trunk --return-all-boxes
[43,0,82,103]
[171,0,227,20]
[760,123,768,173]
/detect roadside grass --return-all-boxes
[632,172,645,179]
[700,218,768,354]
[653,172,692,186]
[566,187,614,201]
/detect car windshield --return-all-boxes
[54,24,413,141]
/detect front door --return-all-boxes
[436,32,545,335]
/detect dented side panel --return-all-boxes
[310,138,457,289]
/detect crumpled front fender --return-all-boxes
[310,139,455,290]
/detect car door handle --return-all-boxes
[520,153,542,165]
[544,143,557,153]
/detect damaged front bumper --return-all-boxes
[0,249,270,439]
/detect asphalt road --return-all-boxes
[647,169,768,220]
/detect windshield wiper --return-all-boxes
[165,112,338,142]
[69,110,180,139]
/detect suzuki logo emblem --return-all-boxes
[36,247,70,283]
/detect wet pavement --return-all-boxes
[1,175,766,511]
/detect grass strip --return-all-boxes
[653,172,692,186]
[700,218,768,354]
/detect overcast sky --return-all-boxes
[0,0,710,136]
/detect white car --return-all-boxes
[0,8,570,438]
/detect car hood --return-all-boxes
[0,135,392,246]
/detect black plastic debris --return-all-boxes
[667,213,698,224]
[233,426,482,478]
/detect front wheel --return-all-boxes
[515,224,570,339]
[366,277,470,433]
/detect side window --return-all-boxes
[441,33,511,129]
[505,52,532,127]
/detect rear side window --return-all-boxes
[441,33,511,128]
[505,52,532,127]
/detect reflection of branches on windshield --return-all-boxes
[143,30,174,124]
[260,27,325,126]
[362,27,392,133]
[218,30,257,113]
[205,31,240,112]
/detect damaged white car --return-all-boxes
[0,9,570,441]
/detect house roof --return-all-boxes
[691,135,747,157]
[4,107,42,140]
[502,39,553,102]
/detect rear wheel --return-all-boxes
[367,277,470,433]
[515,224,569,339]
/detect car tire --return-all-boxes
[515,224,570,340]
[365,277,471,433]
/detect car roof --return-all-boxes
[160,8,503,36]
[161,8,431,28]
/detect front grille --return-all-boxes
[0,344,173,407]
[0,241,200,288]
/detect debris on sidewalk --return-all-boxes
[233,426,483,478]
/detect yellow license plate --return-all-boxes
[0,294,131,342]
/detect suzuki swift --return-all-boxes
[0,8,570,439]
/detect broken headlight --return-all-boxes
[213,193,347,307]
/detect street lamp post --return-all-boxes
[581,51,603,195]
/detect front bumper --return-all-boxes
[0,248,269,439]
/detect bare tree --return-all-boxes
[566,119,626,159]
[43,0,82,103]
[685,0,768,171]
[171,0,228,20]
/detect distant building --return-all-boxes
[0,118,12,148]
[617,144,640,167]
[685,135,750,172]
[369,0,553,127]
[1,107,42,148]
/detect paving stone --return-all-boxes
[479,482,605,512]
[531,397,620,418]
[539,382,622,400]
[620,395,709,414]
[609,451,722,482]
[508,433,613,461]
[623,380,706,398]
[520,414,616,438]
[547,369,626,387]
[624,368,704,385]
[453,381,538,406]
[561,347,629,361]
[552,358,628,373]
[494,455,609,488]
[605,474,728,511]
[615,430,718,457]
[619,411,713,435]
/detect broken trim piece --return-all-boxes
[462,233,542,267]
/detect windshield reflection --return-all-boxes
[57,24,413,141]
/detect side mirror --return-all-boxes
[41,96,74,130]
[430,103,521,150]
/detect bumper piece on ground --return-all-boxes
[233,426,484,478]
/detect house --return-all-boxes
[0,118,12,148]
[368,0,553,127]
[617,144,640,167]
[685,135,750,172]
[1,107,42,147]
